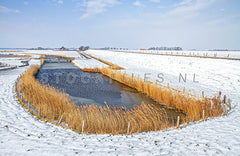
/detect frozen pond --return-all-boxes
[37,63,160,109]
[36,56,183,118]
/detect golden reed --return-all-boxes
[16,55,229,134]
[100,67,226,122]
[16,66,176,134]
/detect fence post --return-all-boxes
[57,115,63,125]
[202,91,204,99]
[38,107,41,117]
[127,122,131,135]
[202,110,205,121]
[82,120,85,135]
[28,102,30,110]
[176,116,180,129]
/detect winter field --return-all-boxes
[0,50,240,155]
[115,49,240,59]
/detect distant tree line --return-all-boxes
[28,47,52,50]
[148,47,182,50]
[79,46,90,51]
[97,47,128,50]
[59,46,68,50]
[209,49,228,51]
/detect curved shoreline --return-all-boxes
[14,54,229,135]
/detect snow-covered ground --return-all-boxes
[85,50,240,97]
[72,52,108,69]
[117,49,240,59]
[0,50,240,155]
[23,50,81,58]
[0,50,107,69]
[0,50,80,58]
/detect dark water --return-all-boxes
[36,56,184,119]
[44,55,71,63]
[0,54,22,57]
[36,63,161,109]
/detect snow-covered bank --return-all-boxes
[0,50,240,155]
[72,52,108,69]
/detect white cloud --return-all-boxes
[0,5,20,13]
[133,0,144,7]
[149,0,160,3]
[178,0,193,6]
[24,1,29,5]
[57,0,63,4]
[157,6,164,9]
[79,0,119,20]
[52,0,64,5]
[169,0,215,17]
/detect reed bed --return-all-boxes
[22,54,32,58]
[81,67,100,73]
[16,55,230,134]
[100,67,229,122]
[49,54,72,60]
[41,54,45,65]
[16,65,179,134]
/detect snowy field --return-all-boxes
[0,50,240,155]
[85,50,240,97]
[0,50,80,58]
[72,52,108,69]
[117,49,240,59]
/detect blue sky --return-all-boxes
[0,0,240,49]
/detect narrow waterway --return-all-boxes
[0,54,23,57]
[36,56,183,119]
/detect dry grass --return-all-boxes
[16,65,178,134]
[81,68,100,73]
[100,67,228,122]
[47,54,73,61]
[49,54,72,59]
[16,55,229,134]
[71,57,228,122]
[41,54,45,65]
[23,54,31,58]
